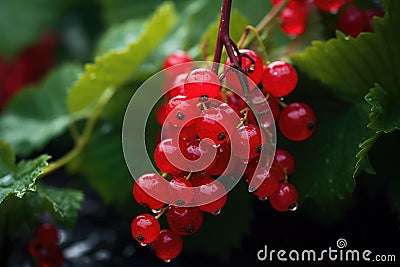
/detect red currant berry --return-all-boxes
[161,121,198,142]
[163,50,192,70]
[279,1,308,36]
[131,214,160,245]
[165,95,200,127]
[204,141,231,175]
[248,166,284,199]
[156,102,168,126]
[184,68,221,101]
[225,49,264,89]
[151,229,183,262]
[278,102,316,141]
[364,9,385,32]
[197,107,236,146]
[269,182,299,211]
[29,238,41,257]
[169,177,194,206]
[190,171,212,187]
[36,245,64,267]
[232,124,263,160]
[262,61,298,98]
[34,223,59,248]
[275,149,295,175]
[338,5,368,38]
[167,206,204,235]
[313,0,345,13]
[196,178,227,214]
[133,172,168,210]
[162,73,187,99]
[154,139,182,174]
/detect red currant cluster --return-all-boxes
[0,32,57,110]
[130,48,316,261]
[29,223,64,267]
[272,0,384,37]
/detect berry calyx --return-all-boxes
[167,206,204,235]
[262,61,298,98]
[151,229,183,262]
[269,182,299,212]
[131,214,161,245]
[278,102,316,141]
[165,95,201,127]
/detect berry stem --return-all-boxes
[154,205,170,220]
[240,0,290,48]
[237,25,269,63]
[277,98,288,108]
[212,0,242,73]
[38,88,116,178]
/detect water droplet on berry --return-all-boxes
[258,196,268,201]
[289,202,298,212]
[210,209,221,216]
[151,208,162,214]
[139,242,147,247]
[164,259,172,263]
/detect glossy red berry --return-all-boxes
[133,172,168,210]
[338,5,368,38]
[184,68,221,101]
[163,50,193,70]
[232,124,263,160]
[35,223,59,248]
[36,245,64,267]
[151,229,183,262]
[165,95,200,127]
[189,171,212,187]
[205,141,231,176]
[154,139,182,174]
[196,178,227,214]
[225,49,264,88]
[262,61,298,98]
[278,102,316,141]
[313,0,345,13]
[269,182,299,211]
[162,73,187,99]
[169,177,194,206]
[275,149,295,175]
[279,0,308,36]
[364,9,385,32]
[197,107,236,146]
[167,206,204,235]
[247,166,284,199]
[131,214,160,244]
[156,102,168,126]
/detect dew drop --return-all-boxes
[164,259,171,263]
[151,208,162,214]
[258,196,268,201]
[139,242,147,247]
[210,209,221,216]
[289,202,298,212]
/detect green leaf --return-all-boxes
[185,182,252,260]
[0,141,50,204]
[291,0,400,104]
[200,11,249,62]
[354,134,379,177]
[68,128,132,207]
[0,0,59,57]
[365,84,400,133]
[0,64,81,156]
[67,2,178,114]
[37,185,84,225]
[283,102,376,203]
